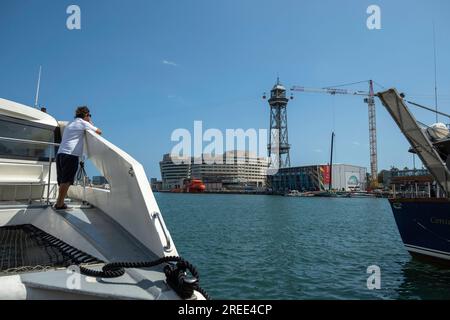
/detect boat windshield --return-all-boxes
[0,115,60,161]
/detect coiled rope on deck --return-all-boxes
[79,256,211,300]
[73,164,210,299]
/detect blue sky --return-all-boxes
[1,0,449,179]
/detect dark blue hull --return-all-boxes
[389,199,450,263]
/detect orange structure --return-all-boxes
[171,179,206,193]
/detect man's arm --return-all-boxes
[83,120,102,135]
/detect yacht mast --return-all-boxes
[329,132,335,191]
[433,23,439,123]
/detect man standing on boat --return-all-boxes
[54,106,102,210]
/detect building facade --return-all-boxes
[191,151,269,191]
[268,164,367,193]
[159,151,269,191]
[150,178,163,192]
[331,164,367,191]
[159,154,191,190]
[268,165,324,192]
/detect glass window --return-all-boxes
[0,117,57,161]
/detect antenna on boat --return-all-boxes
[433,22,439,123]
[34,66,42,109]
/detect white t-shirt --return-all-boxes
[57,118,98,157]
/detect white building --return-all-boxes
[192,151,269,191]
[331,164,367,191]
[159,154,191,190]
[269,163,367,192]
[159,151,269,191]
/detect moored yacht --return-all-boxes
[378,89,450,264]
[0,98,208,299]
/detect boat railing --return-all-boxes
[392,190,433,199]
[0,136,59,204]
[67,130,177,257]
[390,180,446,199]
[391,169,430,177]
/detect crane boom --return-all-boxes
[291,80,379,188]
[291,86,369,96]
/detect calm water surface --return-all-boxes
[155,193,450,300]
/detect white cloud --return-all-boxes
[162,60,178,67]
[352,141,361,146]
[314,149,323,153]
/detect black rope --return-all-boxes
[79,256,211,300]
[72,164,210,299]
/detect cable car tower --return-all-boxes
[264,78,293,170]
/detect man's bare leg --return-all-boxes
[56,183,71,207]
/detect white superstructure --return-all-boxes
[0,98,206,300]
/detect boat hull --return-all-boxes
[389,199,450,263]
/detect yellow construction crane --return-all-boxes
[290,80,379,189]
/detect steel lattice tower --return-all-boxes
[267,78,291,169]
[366,80,378,185]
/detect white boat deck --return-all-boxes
[0,97,204,300]
[18,262,179,300]
[52,202,159,262]
[0,201,182,300]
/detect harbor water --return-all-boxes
[156,193,450,300]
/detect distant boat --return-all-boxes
[171,179,206,193]
[286,190,315,197]
[314,191,350,198]
[314,191,338,198]
[346,192,377,198]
